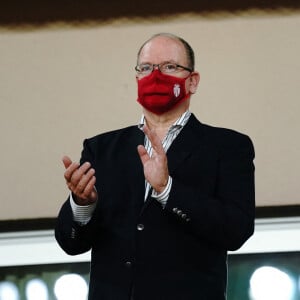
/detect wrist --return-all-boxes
[152,176,172,208]
[72,193,97,206]
[155,185,166,194]
[154,177,169,194]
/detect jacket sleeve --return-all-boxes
[164,133,255,251]
[55,199,94,255]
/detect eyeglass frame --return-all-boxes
[135,61,193,76]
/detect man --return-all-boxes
[55,33,255,300]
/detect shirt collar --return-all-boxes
[138,110,191,130]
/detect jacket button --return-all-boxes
[137,224,144,231]
[71,228,76,239]
[177,210,182,216]
[125,261,132,268]
[173,207,178,213]
[181,214,187,219]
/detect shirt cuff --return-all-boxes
[69,193,97,225]
[152,176,172,208]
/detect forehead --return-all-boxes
[138,36,187,64]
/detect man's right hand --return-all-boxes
[62,156,98,205]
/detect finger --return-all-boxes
[143,126,164,154]
[64,161,80,182]
[82,176,97,200]
[137,145,150,165]
[75,175,96,202]
[62,156,73,169]
[70,162,92,187]
[75,167,95,194]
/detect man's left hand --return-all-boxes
[137,125,169,194]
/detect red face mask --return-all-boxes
[137,70,191,115]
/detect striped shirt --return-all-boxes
[70,110,191,225]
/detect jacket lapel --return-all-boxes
[167,114,204,175]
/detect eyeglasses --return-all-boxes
[135,62,193,76]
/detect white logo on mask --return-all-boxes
[173,84,180,97]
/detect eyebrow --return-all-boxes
[138,60,178,65]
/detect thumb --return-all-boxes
[137,145,150,165]
[62,155,73,169]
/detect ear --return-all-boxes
[188,72,200,94]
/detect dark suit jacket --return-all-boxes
[55,114,255,300]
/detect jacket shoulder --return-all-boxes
[190,114,254,150]
[85,125,139,145]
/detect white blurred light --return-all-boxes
[0,281,19,300]
[249,266,295,300]
[54,273,88,300]
[25,278,48,300]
